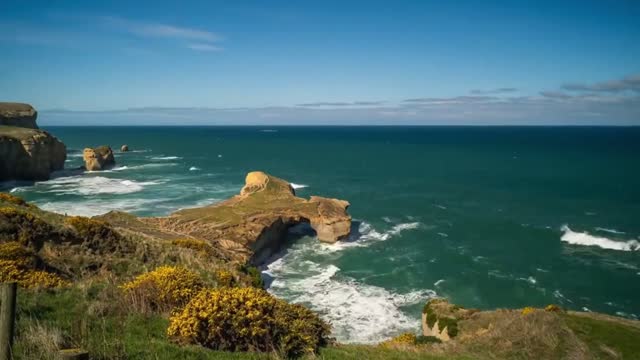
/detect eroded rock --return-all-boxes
[143,171,351,263]
[83,146,115,171]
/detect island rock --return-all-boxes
[121,145,129,152]
[83,146,115,171]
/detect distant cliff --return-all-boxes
[0,102,66,181]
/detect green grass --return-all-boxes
[564,313,640,359]
[12,285,461,360]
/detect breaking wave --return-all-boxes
[291,183,308,189]
[561,225,639,251]
[34,176,160,196]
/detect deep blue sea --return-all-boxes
[6,126,640,343]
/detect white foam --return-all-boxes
[127,163,177,170]
[189,166,200,171]
[265,259,434,343]
[319,221,421,253]
[291,183,308,189]
[39,198,159,217]
[151,156,182,160]
[561,225,639,251]
[434,279,445,286]
[434,204,447,210]
[35,176,159,195]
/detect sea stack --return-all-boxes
[121,145,129,152]
[0,102,66,181]
[83,146,115,171]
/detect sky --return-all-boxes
[0,0,639,125]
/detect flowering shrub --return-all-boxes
[545,304,563,313]
[0,242,67,288]
[0,207,52,249]
[167,287,331,357]
[215,269,234,287]
[0,193,31,207]
[522,307,536,316]
[120,266,204,313]
[380,332,417,347]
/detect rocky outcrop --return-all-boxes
[141,171,351,264]
[83,146,115,171]
[121,145,129,152]
[0,103,66,181]
[0,102,38,129]
[422,298,475,342]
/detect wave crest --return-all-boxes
[561,225,639,251]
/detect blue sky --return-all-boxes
[0,0,639,125]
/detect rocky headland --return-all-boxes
[0,102,66,181]
[106,171,352,264]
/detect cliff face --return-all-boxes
[83,146,115,171]
[0,103,66,181]
[0,102,38,129]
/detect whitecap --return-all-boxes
[127,163,177,170]
[265,259,434,343]
[561,225,639,251]
[291,183,308,189]
[518,276,537,285]
[437,232,449,237]
[319,221,421,253]
[434,204,447,210]
[39,198,159,217]
[189,166,200,171]
[434,279,445,286]
[150,156,182,160]
[259,129,278,133]
[35,176,159,195]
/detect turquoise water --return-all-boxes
[6,126,640,343]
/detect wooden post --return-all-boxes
[0,283,17,360]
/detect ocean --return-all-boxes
[5,126,640,343]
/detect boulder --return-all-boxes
[121,145,129,152]
[144,171,352,263]
[0,102,38,129]
[83,146,115,171]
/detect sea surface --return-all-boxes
[5,126,640,343]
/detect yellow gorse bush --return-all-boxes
[0,242,67,288]
[215,269,234,287]
[0,193,31,207]
[120,266,204,313]
[167,287,331,358]
[545,304,563,313]
[521,306,536,316]
[0,207,52,248]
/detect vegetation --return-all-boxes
[168,287,331,358]
[422,300,459,338]
[521,306,536,316]
[0,193,32,207]
[120,266,205,313]
[0,241,67,288]
[565,313,640,359]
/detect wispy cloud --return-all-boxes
[101,16,221,42]
[403,96,498,104]
[296,101,384,107]
[470,87,518,95]
[539,91,572,100]
[562,74,640,92]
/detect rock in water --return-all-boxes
[140,171,352,264]
[121,145,129,152]
[83,146,115,171]
[0,102,66,181]
[0,102,38,129]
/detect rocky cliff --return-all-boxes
[0,103,66,181]
[0,102,38,129]
[83,146,115,171]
